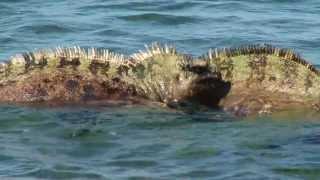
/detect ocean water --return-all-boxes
[1,0,320,179]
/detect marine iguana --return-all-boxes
[1,43,319,116]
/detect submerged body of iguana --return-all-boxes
[1,44,319,116]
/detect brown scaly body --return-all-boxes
[0,43,319,116]
[0,47,137,105]
[201,44,320,116]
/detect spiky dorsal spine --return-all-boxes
[201,44,320,100]
[205,44,319,75]
[131,43,176,62]
[50,46,128,65]
[126,43,195,103]
[1,47,130,78]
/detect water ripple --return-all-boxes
[106,160,158,168]
[118,13,200,25]
[81,1,201,12]
[20,169,105,179]
[22,24,72,35]
[301,133,320,144]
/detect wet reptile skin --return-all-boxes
[1,44,319,116]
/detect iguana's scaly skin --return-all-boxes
[0,47,137,104]
[202,45,320,116]
[1,44,319,116]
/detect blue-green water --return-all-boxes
[1,0,320,179]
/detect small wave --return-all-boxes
[293,39,320,49]
[106,160,158,168]
[78,2,166,12]
[205,2,249,11]
[301,133,320,144]
[175,147,218,159]
[175,170,219,178]
[0,36,17,44]
[0,0,26,3]
[156,2,202,11]
[80,1,199,12]
[0,158,40,177]
[176,38,212,45]
[0,5,16,16]
[118,13,200,25]
[114,143,170,159]
[17,23,73,35]
[94,29,129,37]
[19,169,105,179]
[273,167,320,178]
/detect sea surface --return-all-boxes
[1,0,320,179]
